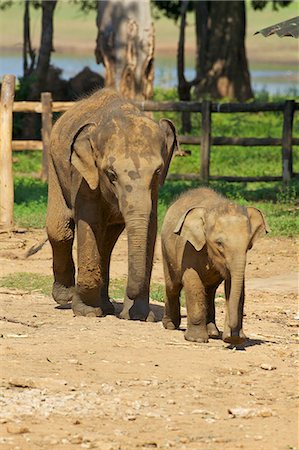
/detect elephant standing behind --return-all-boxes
[161,188,269,344]
[47,88,178,320]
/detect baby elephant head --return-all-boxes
[175,203,269,339]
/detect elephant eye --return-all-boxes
[215,239,223,248]
[106,168,117,184]
[155,165,163,176]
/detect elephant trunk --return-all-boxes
[121,202,157,320]
[228,258,246,330]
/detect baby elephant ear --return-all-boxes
[174,207,206,252]
[71,123,99,190]
[247,207,270,246]
[159,119,179,186]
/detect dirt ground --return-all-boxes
[0,229,298,450]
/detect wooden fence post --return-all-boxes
[200,100,211,182]
[282,99,295,184]
[41,92,53,181]
[0,75,16,230]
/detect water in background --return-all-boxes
[0,52,298,96]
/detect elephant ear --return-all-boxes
[71,123,99,190]
[159,119,179,186]
[174,207,206,252]
[247,207,270,247]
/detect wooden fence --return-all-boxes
[0,74,298,229]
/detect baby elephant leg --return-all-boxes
[162,279,182,330]
[183,268,208,343]
[206,286,220,338]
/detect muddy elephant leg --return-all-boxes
[162,277,182,330]
[47,173,75,305]
[183,268,208,343]
[97,223,125,315]
[223,279,247,344]
[206,285,220,339]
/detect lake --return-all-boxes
[0,52,298,96]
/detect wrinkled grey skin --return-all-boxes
[161,188,269,344]
[46,88,178,320]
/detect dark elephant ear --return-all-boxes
[71,123,99,190]
[159,119,179,186]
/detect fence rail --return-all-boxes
[0,74,298,229]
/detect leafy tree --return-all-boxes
[153,0,293,110]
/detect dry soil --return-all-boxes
[0,230,298,450]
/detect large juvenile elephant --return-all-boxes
[47,88,178,320]
[161,188,269,344]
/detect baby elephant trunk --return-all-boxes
[227,258,246,344]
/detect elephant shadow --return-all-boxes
[56,299,165,322]
[112,300,165,322]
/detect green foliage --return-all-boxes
[13,89,298,236]
[14,177,47,228]
[251,0,293,11]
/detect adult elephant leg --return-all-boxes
[72,192,104,317]
[97,223,125,315]
[183,268,208,343]
[47,161,75,306]
[206,285,220,338]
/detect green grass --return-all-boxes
[0,273,165,302]
[12,89,299,236]
[0,272,53,295]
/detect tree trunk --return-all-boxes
[95,0,155,100]
[195,0,253,101]
[23,0,35,77]
[177,0,192,133]
[30,0,57,100]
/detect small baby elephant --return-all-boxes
[161,188,269,345]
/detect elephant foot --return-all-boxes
[52,282,75,305]
[207,322,220,339]
[222,328,247,345]
[184,325,209,343]
[100,298,115,316]
[119,297,156,322]
[162,315,180,330]
[72,293,103,317]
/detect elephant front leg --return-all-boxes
[97,223,125,315]
[223,279,247,344]
[72,219,104,317]
[183,268,209,343]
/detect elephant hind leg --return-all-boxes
[206,285,220,339]
[162,278,182,330]
[47,211,75,305]
[97,223,125,316]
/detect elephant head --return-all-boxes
[70,113,178,320]
[175,203,269,340]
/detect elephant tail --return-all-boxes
[24,237,48,258]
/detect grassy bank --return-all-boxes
[13,90,299,236]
